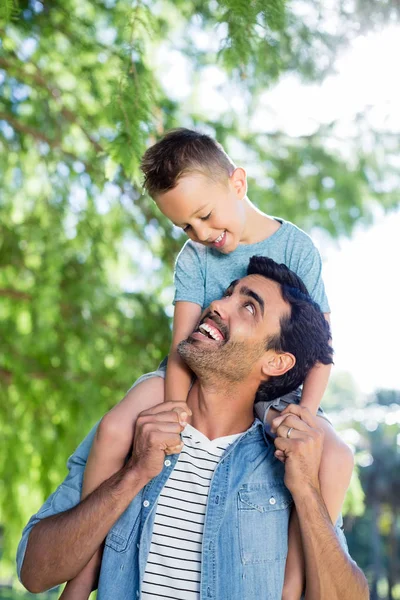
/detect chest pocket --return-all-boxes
[238,482,292,564]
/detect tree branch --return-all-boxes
[0,111,54,145]
[0,111,94,173]
[0,56,104,154]
[0,288,31,300]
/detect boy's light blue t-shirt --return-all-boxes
[173,219,330,313]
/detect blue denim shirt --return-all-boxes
[17,419,348,600]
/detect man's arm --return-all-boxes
[294,484,368,600]
[19,401,191,594]
[21,465,147,593]
[273,405,369,600]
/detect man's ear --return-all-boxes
[261,351,296,379]
[230,167,247,199]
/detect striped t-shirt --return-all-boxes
[141,424,242,599]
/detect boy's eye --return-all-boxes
[183,224,192,232]
[244,302,255,315]
[200,211,212,221]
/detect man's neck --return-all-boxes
[186,379,257,440]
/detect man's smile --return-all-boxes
[190,315,229,344]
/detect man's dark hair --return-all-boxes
[140,128,235,198]
[247,256,333,404]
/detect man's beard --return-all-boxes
[177,335,266,385]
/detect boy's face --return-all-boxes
[154,170,247,253]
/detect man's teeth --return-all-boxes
[199,323,222,341]
[215,232,225,243]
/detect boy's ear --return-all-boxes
[261,352,296,379]
[230,167,247,199]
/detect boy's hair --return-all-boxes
[247,256,333,404]
[140,128,236,198]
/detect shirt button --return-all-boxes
[269,497,276,505]
[136,591,139,597]
[164,459,171,467]
[137,543,140,549]
[143,500,150,507]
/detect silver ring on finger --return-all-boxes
[287,427,294,439]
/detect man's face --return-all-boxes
[178,275,292,383]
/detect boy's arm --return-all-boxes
[165,301,202,402]
[300,314,332,414]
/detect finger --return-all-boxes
[271,412,293,433]
[160,401,192,416]
[164,442,185,455]
[274,432,311,454]
[171,406,191,426]
[274,450,286,463]
[138,410,189,427]
[140,421,184,435]
[276,419,309,440]
[276,414,309,432]
[140,401,192,417]
[273,404,316,430]
[282,404,316,427]
[148,431,182,450]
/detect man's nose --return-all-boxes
[209,297,229,320]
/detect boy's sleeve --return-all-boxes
[292,236,330,313]
[173,240,206,308]
[16,423,98,581]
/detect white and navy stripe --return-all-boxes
[141,424,241,599]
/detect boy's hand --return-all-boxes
[129,401,191,482]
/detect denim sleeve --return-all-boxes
[334,514,350,554]
[173,240,205,307]
[16,423,99,581]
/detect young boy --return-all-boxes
[61,129,353,600]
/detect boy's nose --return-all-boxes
[194,224,210,242]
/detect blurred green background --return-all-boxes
[0,0,399,598]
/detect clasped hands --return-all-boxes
[271,405,325,496]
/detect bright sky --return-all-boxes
[323,210,400,393]
[265,26,400,393]
[155,24,400,393]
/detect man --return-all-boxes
[17,257,368,599]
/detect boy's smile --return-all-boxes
[154,171,248,254]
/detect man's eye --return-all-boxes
[244,302,255,315]
[223,290,232,298]
[200,211,212,221]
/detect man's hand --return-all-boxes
[129,401,192,482]
[271,405,324,496]
[272,405,369,600]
